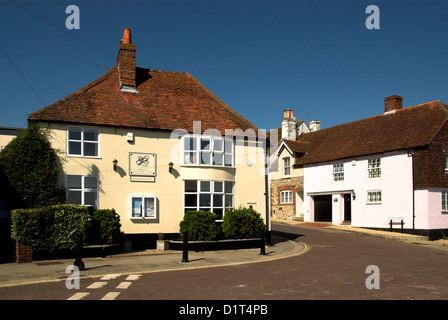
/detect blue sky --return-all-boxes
[1,0,448,132]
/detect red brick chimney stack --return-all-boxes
[116,28,137,92]
[384,95,403,112]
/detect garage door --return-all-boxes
[314,195,332,222]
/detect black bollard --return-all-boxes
[73,231,86,271]
[260,227,266,255]
[181,230,189,263]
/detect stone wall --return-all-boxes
[270,176,303,220]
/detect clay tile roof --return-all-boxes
[295,100,448,165]
[29,66,259,136]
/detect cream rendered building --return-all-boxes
[29,29,268,248]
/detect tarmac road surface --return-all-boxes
[0,221,447,304]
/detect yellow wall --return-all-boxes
[41,123,267,235]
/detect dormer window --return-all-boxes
[283,157,291,176]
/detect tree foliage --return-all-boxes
[0,122,65,208]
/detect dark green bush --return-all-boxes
[11,204,90,250]
[222,206,265,239]
[0,123,65,209]
[179,210,221,241]
[87,209,121,245]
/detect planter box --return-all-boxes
[156,240,169,251]
[168,238,261,251]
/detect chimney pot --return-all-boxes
[123,28,132,44]
[384,95,403,112]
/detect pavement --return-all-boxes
[1,220,447,288]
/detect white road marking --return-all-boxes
[67,292,89,300]
[100,274,121,280]
[126,274,142,281]
[87,281,108,289]
[116,281,133,289]
[101,292,121,300]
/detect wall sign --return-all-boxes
[129,152,156,182]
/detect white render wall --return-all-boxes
[414,189,448,230]
[303,151,414,229]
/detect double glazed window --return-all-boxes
[68,126,99,157]
[182,135,234,167]
[184,180,234,220]
[280,190,293,204]
[66,175,98,207]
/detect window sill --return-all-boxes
[66,155,102,159]
[130,217,157,220]
[366,202,382,205]
[181,164,235,169]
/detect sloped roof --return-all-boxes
[29,66,259,136]
[295,100,448,165]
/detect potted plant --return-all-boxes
[156,232,169,250]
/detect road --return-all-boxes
[1,222,447,304]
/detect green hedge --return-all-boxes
[11,204,91,250]
[179,207,266,241]
[179,211,221,241]
[11,205,122,250]
[87,209,121,245]
[222,206,265,239]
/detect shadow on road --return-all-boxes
[270,230,304,245]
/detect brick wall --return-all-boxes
[15,242,32,263]
[414,121,448,189]
[270,176,303,219]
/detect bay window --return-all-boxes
[182,135,234,167]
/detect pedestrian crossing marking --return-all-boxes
[87,281,108,289]
[116,281,132,289]
[126,274,141,281]
[101,292,121,300]
[67,292,89,300]
[100,274,121,280]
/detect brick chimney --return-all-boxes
[384,95,403,112]
[116,28,137,93]
[282,110,297,140]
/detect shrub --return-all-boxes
[179,211,221,241]
[222,206,265,239]
[87,209,121,245]
[11,204,90,250]
[0,123,65,209]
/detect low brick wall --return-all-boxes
[15,242,32,263]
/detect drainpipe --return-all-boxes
[409,149,415,232]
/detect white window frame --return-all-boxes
[283,157,291,176]
[367,190,382,204]
[130,195,157,219]
[333,163,344,182]
[66,174,99,207]
[67,126,100,158]
[445,154,448,172]
[181,135,234,167]
[442,190,448,212]
[368,158,381,178]
[280,190,293,204]
[183,180,234,221]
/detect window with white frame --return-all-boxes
[184,180,234,220]
[367,190,382,204]
[66,175,98,207]
[368,158,381,178]
[182,135,234,167]
[280,190,293,204]
[283,157,291,176]
[130,196,157,219]
[67,126,99,157]
[442,190,448,212]
[333,163,344,181]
